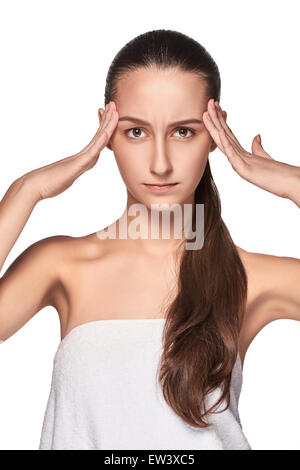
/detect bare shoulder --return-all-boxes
[45,229,111,285]
[40,230,109,262]
[0,234,79,342]
[37,231,109,292]
[235,245,300,300]
[0,234,75,284]
[234,245,300,364]
[60,230,111,260]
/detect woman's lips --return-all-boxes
[143,183,178,192]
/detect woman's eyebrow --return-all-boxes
[118,116,203,127]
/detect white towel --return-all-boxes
[39,318,251,450]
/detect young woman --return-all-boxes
[0,29,299,450]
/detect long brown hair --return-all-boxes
[104,29,247,428]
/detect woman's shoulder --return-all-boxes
[45,230,112,260]
[235,244,300,313]
[235,245,300,364]
[235,244,299,278]
[51,237,299,279]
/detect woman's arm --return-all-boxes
[0,232,72,343]
[245,252,300,324]
[0,174,63,342]
[0,176,40,273]
[203,99,300,323]
[203,98,300,208]
[0,101,119,342]
[287,167,300,208]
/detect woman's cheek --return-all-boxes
[114,152,140,186]
[189,147,209,171]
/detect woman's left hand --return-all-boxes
[203,98,300,207]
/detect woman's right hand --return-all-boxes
[25,101,119,200]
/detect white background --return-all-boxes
[0,0,299,450]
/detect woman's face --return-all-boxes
[99,67,217,208]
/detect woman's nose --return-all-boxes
[149,142,173,176]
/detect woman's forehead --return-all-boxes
[114,69,207,114]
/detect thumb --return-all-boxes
[251,134,273,160]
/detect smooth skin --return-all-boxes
[0,67,299,369]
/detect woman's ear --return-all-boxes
[210,141,218,152]
[98,107,104,126]
[98,107,113,151]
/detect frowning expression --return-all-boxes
[99,67,217,207]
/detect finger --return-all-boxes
[100,102,114,131]
[204,108,248,161]
[78,128,107,156]
[79,106,113,154]
[252,136,274,160]
[98,101,115,133]
[94,103,116,139]
[215,104,234,136]
[204,99,234,152]
[203,111,226,153]
[207,99,223,131]
[218,128,248,175]
[94,108,119,150]
[81,102,119,156]
[102,109,119,141]
[213,101,244,150]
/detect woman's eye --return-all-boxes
[126,128,146,139]
[174,127,195,139]
[125,127,195,140]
